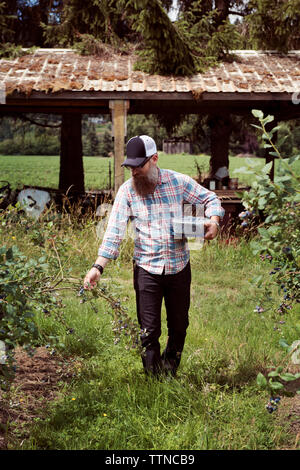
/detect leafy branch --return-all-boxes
[236,109,300,409]
[0,227,146,391]
[251,109,300,184]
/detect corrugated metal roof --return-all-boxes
[0,48,300,97]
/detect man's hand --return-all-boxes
[84,267,101,290]
[204,220,219,240]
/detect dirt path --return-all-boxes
[1,347,299,450]
[0,346,75,449]
[275,365,300,449]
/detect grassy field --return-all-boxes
[1,152,299,190]
[0,208,299,451]
[1,151,299,451]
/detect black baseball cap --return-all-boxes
[122,135,157,168]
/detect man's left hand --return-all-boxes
[204,221,219,240]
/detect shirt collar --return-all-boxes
[157,167,168,185]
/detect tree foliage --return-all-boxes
[246,0,300,52]
[122,0,196,75]
[42,0,134,49]
[0,1,15,43]
[0,0,60,46]
[1,1,300,75]
[237,110,300,400]
[238,110,300,316]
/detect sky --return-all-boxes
[21,0,238,24]
[168,0,240,23]
[168,0,180,22]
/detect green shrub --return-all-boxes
[236,109,300,400]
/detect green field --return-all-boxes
[1,151,299,451]
[0,205,299,450]
[1,152,299,190]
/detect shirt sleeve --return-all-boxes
[98,184,131,259]
[182,174,225,219]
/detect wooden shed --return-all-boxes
[163,138,192,154]
[0,48,300,211]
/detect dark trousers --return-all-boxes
[133,261,191,376]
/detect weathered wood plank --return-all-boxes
[109,100,129,193]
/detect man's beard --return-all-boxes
[132,165,158,197]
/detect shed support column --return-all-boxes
[265,117,278,181]
[109,100,130,193]
[59,113,84,194]
[208,115,233,177]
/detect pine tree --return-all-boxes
[0,1,17,43]
[122,0,196,75]
[42,0,135,48]
[2,1,300,72]
[246,0,300,52]
[0,0,61,46]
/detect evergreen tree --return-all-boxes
[99,129,113,157]
[246,0,300,51]
[0,1,16,43]
[122,0,196,75]
[84,123,100,156]
[2,1,300,73]
[0,0,62,47]
[176,1,241,64]
[42,0,136,48]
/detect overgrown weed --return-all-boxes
[0,203,297,450]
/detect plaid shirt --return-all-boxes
[98,168,225,274]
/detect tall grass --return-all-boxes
[25,239,289,451]
[1,205,296,450]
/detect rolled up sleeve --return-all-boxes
[98,185,131,259]
[182,175,225,219]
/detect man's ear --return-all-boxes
[152,153,158,164]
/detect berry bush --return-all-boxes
[237,110,300,401]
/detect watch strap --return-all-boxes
[92,264,104,275]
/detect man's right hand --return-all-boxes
[83,267,101,290]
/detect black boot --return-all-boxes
[161,349,182,377]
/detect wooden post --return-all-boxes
[109,100,129,193]
[265,117,278,181]
[59,113,84,194]
[207,115,233,176]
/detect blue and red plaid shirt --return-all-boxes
[98,168,225,274]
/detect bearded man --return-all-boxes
[84,135,224,377]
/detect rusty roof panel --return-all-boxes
[0,48,299,98]
[174,78,190,93]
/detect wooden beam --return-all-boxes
[5,90,299,103]
[2,93,300,119]
[59,113,84,194]
[0,105,110,115]
[1,102,299,119]
[109,100,129,193]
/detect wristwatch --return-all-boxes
[92,264,104,275]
